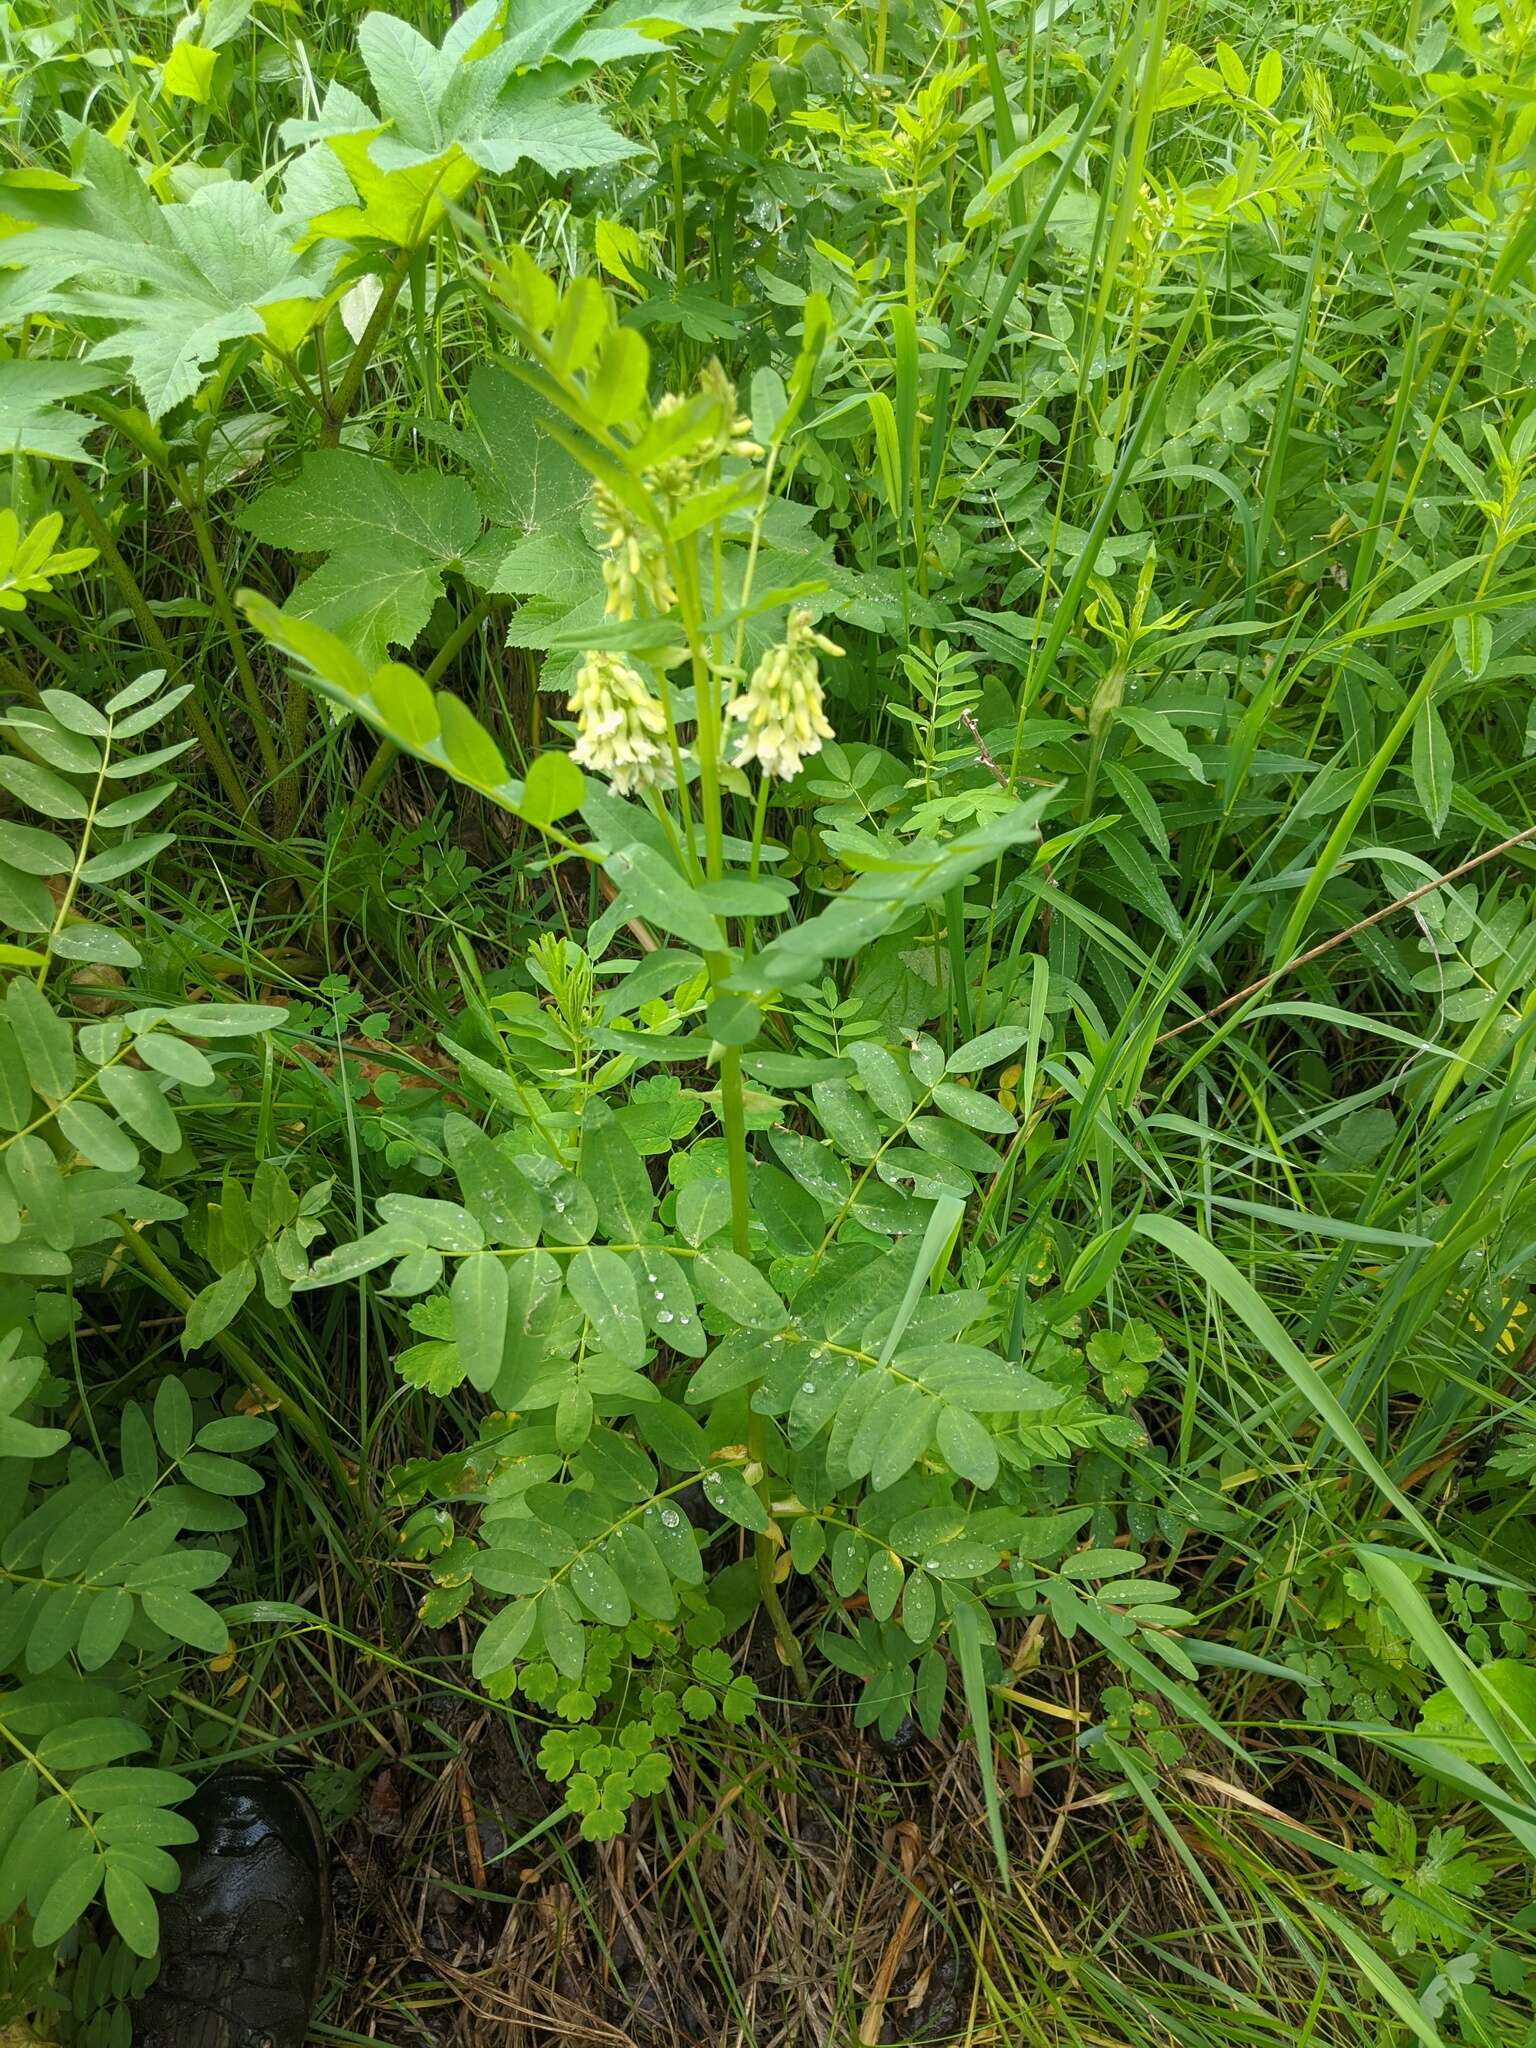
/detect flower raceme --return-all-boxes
[569,610,841,796]
[726,608,841,781]
[569,651,674,794]
[570,362,834,797]
[590,361,758,626]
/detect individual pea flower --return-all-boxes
[726,608,840,781]
[569,651,674,794]
[696,359,763,464]
[591,481,674,621]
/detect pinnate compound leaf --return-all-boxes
[936,1404,1000,1488]
[539,1588,586,1681]
[581,1099,655,1239]
[69,1768,195,1812]
[140,1585,229,1652]
[97,1066,179,1152]
[522,751,585,827]
[702,1464,768,1533]
[733,798,1050,995]
[183,1263,256,1351]
[6,980,73,1098]
[241,594,571,828]
[444,1114,542,1246]
[693,1249,783,1330]
[568,1548,631,1626]
[34,1843,105,1945]
[473,1597,538,1678]
[56,1101,138,1172]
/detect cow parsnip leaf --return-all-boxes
[2,137,328,419]
[277,0,736,240]
[306,130,479,247]
[418,365,588,538]
[0,362,110,464]
[239,450,482,662]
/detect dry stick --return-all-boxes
[1154,821,1536,1048]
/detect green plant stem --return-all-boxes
[280,673,310,837]
[678,533,808,1692]
[0,646,39,701]
[58,469,249,818]
[112,1216,350,1489]
[183,497,283,789]
[342,735,399,843]
[322,245,415,445]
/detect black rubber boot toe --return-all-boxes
[131,1769,331,2048]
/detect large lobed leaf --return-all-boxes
[2,137,329,420]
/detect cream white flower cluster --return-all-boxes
[568,650,673,794]
[726,609,841,781]
[569,367,833,793]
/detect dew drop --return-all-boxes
[657,1310,675,1325]
[660,1509,681,1528]
[679,1315,691,1326]
[800,1380,816,1394]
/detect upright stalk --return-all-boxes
[58,469,248,818]
[320,242,415,445]
[183,496,282,789]
[676,535,809,1693]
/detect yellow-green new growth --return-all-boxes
[0,509,96,613]
[727,609,840,781]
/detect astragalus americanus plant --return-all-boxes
[4,0,1536,2040]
